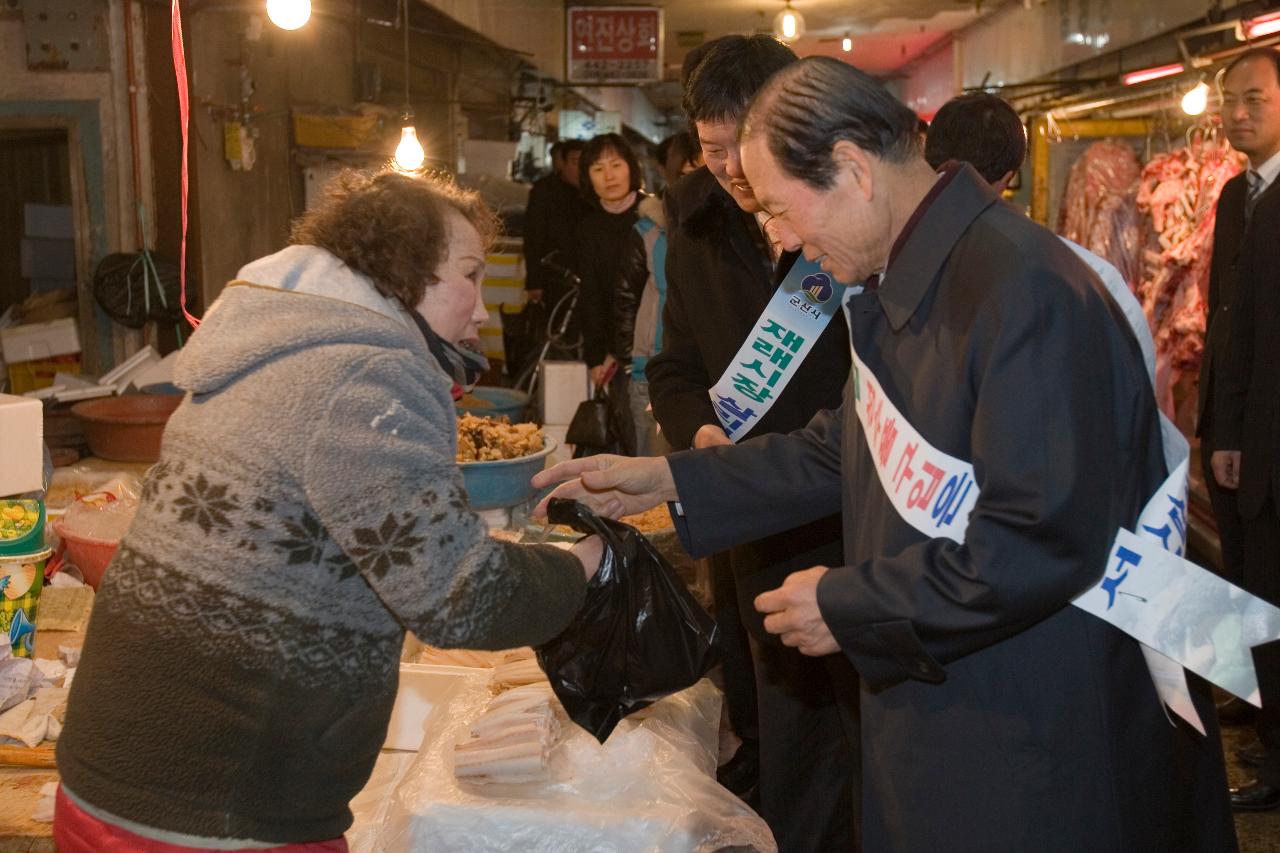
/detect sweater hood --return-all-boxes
[174,245,428,395]
[638,195,667,230]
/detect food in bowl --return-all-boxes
[456,392,493,409]
[457,414,543,462]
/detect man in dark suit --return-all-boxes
[1210,46,1280,811]
[536,56,1236,852]
[647,35,860,853]
[1199,59,1259,593]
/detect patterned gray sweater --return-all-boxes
[57,248,586,843]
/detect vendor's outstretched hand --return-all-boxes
[755,567,839,657]
[531,454,676,520]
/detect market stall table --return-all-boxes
[0,627,83,853]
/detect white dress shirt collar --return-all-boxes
[1250,148,1280,191]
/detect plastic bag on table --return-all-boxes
[537,499,718,743]
[367,676,776,853]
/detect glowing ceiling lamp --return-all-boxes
[1244,11,1280,40]
[1121,62,1184,86]
[266,0,310,30]
[1181,79,1210,116]
[773,2,805,43]
[841,34,852,53]
[395,123,426,171]
[392,0,426,172]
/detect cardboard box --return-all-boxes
[20,237,76,280]
[23,203,73,240]
[292,112,380,149]
[0,394,44,496]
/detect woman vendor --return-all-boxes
[53,170,601,851]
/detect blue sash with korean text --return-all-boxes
[709,257,846,441]
[842,288,1280,734]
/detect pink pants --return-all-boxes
[53,788,349,853]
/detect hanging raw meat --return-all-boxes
[1134,130,1244,419]
[1058,140,1144,285]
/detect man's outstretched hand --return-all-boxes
[531,454,678,519]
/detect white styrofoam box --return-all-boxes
[99,345,161,390]
[23,204,74,240]
[1,318,81,363]
[383,663,470,751]
[50,385,115,403]
[542,423,571,467]
[539,360,589,426]
[24,372,112,403]
[0,394,44,497]
[124,350,179,392]
[20,237,76,280]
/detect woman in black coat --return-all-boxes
[572,133,647,389]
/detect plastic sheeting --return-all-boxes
[349,676,775,853]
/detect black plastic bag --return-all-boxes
[93,252,185,328]
[536,499,719,743]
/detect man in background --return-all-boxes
[924,92,1024,191]
[923,92,1154,373]
[523,139,586,306]
[1211,46,1280,811]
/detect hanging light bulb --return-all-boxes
[395,122,426,172]
[266,0,310,30]
[773,2,805,42]
[1181,80,1210,117]
[841,34,852,52]
[392,1,424,172]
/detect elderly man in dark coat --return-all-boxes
[536,57,1236,852]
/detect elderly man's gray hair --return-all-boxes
[742,57,922,190]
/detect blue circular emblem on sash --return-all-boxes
[801,273,834,305]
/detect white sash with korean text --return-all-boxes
[845,302,1280,734]
[709,258,846,442]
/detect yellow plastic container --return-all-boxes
[0,499,48,657]
[7,354,81,394]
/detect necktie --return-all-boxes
[1246,170,1264,223]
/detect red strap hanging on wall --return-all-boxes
[170,0,200,328]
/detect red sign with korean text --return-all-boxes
[567,6,663,84]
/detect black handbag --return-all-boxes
[565,386,613,451]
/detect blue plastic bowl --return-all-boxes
[458,438,557,510]
[456,387,529,420]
